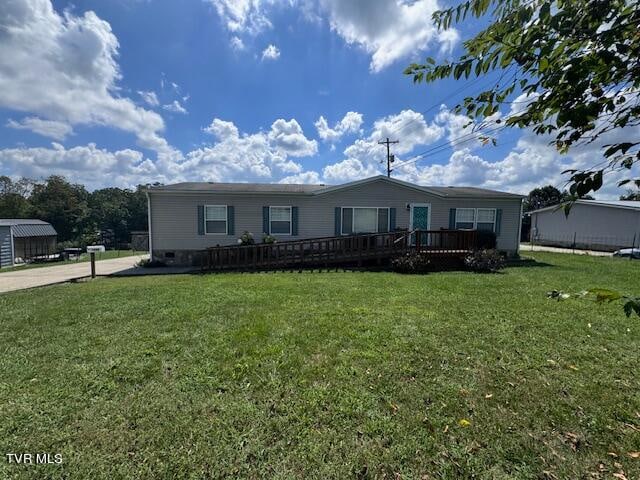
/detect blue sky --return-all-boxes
[0,0,632,197]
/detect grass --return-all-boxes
[0,250,141,273]
[0,252,638,479]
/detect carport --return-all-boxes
[0,219,58,268]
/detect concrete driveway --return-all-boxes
[0,255,147,294]
[520,243,613,256]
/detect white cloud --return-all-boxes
[315,111,363,143]
[321,0,459,72]
[162,100,188,114]
[181,117,317,182]
[230,36,246,51]
[203,118,239,138]
[319,109,443,183]
[279,171,322,184]
[0,143,159,190]
[323,158,382,182]
[208,0,273,36]
[268,118,318,157]
[138,90,159,107]
[0,0,172,156]
[261,44,280,61]
[209,0,457,71]
[6,117,73,141]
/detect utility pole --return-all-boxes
[378,137,399,177]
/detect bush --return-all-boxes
[464,249,505,273]
[262,234,277,244]
[238,231,255,245]
[137,258,166,268]
[391,252,432,274]
[474,230,497,249]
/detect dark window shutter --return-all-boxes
[449,208,456,229]
[389,208,396,231]
[495,209,502,235]
[334,207,341,236]
[227,206,235,236]
[197,205,204,235]
[291,207,298,235]
[263,206,270,234]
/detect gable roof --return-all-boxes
[148,175,523,199]
[530,199,640,214]
[0,219,57,237]
[149,181,326,194]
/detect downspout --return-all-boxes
[146,191,153,259]
[9,226,15,267]
[517,198,524,255]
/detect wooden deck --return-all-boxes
[201,229,477,272]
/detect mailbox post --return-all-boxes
[86,245,105,279]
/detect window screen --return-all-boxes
[270,206,291,234]
[476,208,496,231]
[455,208,475,229]
[205,205,227,234]
[353,208,377,233]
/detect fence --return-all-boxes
[529,232,638,252]
[201,229,477,272]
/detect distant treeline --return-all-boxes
[0,175,152,245]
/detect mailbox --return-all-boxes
[86,245,106,253]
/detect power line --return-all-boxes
[382,69,511,141]
[391,123,508,172]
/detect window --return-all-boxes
[205,205,227,234]
[455,208,497,232]
[476,208,496,231]
[455,208,475,229]
[341,207,389,234]
[270,206,292,235]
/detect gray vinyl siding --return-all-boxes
[531,203,640,250]
[0,226,13,268]
[150,179,522,256]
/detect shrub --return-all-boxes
[262,234,277,244]
[464,249,505,273]
[391,252,432,274]
[238,231,255,245]
[137,258,166,268]
[474,230,497,249]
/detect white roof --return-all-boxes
[530,200,640,214]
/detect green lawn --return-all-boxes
[0,253,638,479]
[0,250,141,273]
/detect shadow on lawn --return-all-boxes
[506,257,555,269]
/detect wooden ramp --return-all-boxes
[201,230,476,272]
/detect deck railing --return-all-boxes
[201,229,477,271]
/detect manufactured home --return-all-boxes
[146,176,524,266]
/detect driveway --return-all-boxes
[520,243,613,256]
[0,255,147,294]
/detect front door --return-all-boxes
[410,204,430,245]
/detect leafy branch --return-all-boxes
[547,288,640,317]
[406,0,640,197]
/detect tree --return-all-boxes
[87,186,149,243]
[524,185,567,212]
[406,0,640,198]
[620,189,640,200]
[0,176,33,218]
[30,176,89,242]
